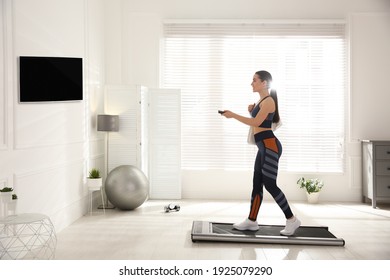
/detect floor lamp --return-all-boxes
[97,114,119,209]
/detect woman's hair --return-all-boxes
[255,70,280,123]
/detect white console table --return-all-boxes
[0,213,57,260]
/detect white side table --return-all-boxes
[89,186,105,214]
[0,213,57,260]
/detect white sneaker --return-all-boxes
[280,216,301,236]
[233,219,259,231]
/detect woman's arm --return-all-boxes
[222,98,275,126]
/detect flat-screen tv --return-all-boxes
[19,56,83,102]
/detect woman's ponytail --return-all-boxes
[270,89,280,123]
[255,70,280,124]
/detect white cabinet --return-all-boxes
[362,140,390,208]
[104,85,181,199]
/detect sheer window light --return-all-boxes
[162,21,346,172]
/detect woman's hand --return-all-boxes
[221,110,235,118]
[248,103,255,113]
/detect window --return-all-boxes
[162,21,346,172]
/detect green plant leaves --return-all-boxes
[297,177,323,194]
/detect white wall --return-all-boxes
[105,0,390,202]
[350,13,390,140]
[0,0,105,232]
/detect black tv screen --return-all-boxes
[19,56,83,102]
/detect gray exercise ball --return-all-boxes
[105,165,149,210]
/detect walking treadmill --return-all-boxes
[191,221,345,246]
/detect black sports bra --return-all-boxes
[250,96,275,128]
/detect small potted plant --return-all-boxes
[87,168,102,190]
[0,187,13,204]
[297,177,324,203]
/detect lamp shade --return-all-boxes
[97,114,119,132]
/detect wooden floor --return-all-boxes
[55,200,390,260]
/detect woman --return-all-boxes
[221,70,301,236]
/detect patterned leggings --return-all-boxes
[248,130,293,221]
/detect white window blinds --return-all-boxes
[162,21,346,172]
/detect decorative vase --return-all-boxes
[8,199,18,216]
[0,192,12,204]
[306,192,320,204]
[0,193,13,217]
[87,178,103,190]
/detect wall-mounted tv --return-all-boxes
[19,56,83,102]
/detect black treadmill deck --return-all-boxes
[191,221,345,246]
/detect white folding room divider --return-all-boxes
[104,85,181,199]
[148,88,181,199]
[104,85,148,175]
